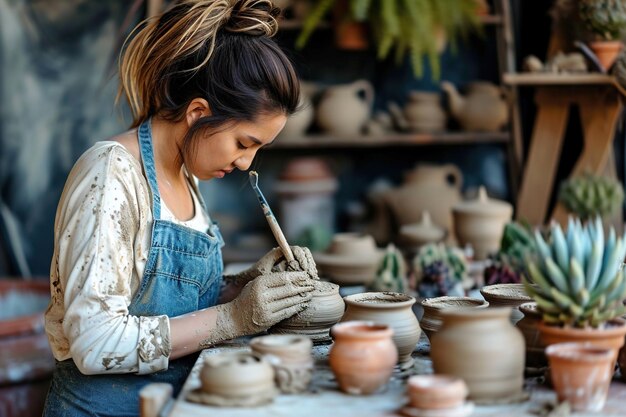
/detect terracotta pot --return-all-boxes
[589,41,623,71]
[341,292,421,366]
[329,321,397,395]
[404,91,447,133]
[270,280,345,343]
[250,335,313,394]
[332,0,369,50]
[316,80,374,136]
[546,343,614,412]
[452,186,513,260]
[420,296,489,340]
[407,375,468,410]
[480,283,531,324]
[431,307,525,402]
[516,302,547,368]
[538,317,626,371]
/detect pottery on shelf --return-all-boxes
[399,211,446,248]
[546,342,614,412]
[420,296,489,340]
[313,233,384,286]
[316,79,374,137]
[270,280,345,343]
[329,321,397,395]
[403,91,447,133]
[279,89,314,138]
[480,283,531,325]
[250,334,313,394]
[406,374,469,410]
[452,186,513,260]
[516,302,547,369]
[431,307,525,403]
[188,351,277,407]
[441,81,509,132]
[341,292,421,367]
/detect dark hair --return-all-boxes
[118,0,300,156]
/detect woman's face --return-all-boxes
[186,112,287,180]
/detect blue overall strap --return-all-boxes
[138,119,162,220]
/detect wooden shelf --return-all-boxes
[268,131,510,149]
[503,73,616,86]
[278,15,502,30]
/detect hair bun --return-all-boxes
[225,0,279,37]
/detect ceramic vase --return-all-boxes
[516,302,547,368]
[404,91,447,133]
[420,296,489,340]
[250,334,313,394]
[480,283,531,324]
[431,307,525,402]
[546,343,614,412]
[329,321,397,395]
[406,375,468,410]
[316,79,374,136]
[270,280,345,343]
[341,292,421,366]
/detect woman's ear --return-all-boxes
[185,98,211,127]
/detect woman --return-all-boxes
[43,1,316,415]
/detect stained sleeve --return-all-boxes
[55,146,171,375]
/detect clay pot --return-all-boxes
[516,302,547,368]
[407,375,468,410]
[250,335,313,394]
[316,79,374,137]
[279,91,314,138]
[589,41,623,71]
[479,283,531,324]
[538,317,626,371]
[329,321,397,395]
[399,211,446,248]
[431,307,525,402]
[441,81,509,132]
[270,280,345,343]
[383,164,463,234]
[313,233,384,285]
[452,186,513,260]
[404,91,447,133]
[546,343,614,412]
[420,296,489,340]
[198,351,277,406]
[341,292,421,366]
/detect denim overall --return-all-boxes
[43,119,224,416]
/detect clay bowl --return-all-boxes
[407,374,469,410]
[480,283,531,324]
[420,296,489,340]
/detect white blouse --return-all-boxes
[45,141,210,375]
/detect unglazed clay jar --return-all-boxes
[431,307,525,402]
[250,334,314,394]
[329,321,397,395]
[407,375,468,410]
[341,292,421,366]
[420,296,489,340]
[270,280,345,343]
[480,283,531,324]
[516,302,547,368]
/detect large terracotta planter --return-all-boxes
[329,321,397,395]
[431,307,525,402]
[538,318,626,371]
[480,283,531,324]
[341,292,421,366]
[516,302,547,368]
[546,343,614,412]
[420,296,489,340]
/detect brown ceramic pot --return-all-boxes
[546,343,614,412]
[480,283,531,324]
[329,321,397,395]
[250,335,313,394]
[516,302,547,368]
[407,375,468,410]
[590,41,623,71]
[270,280,345,343]
[431,307,525,402]
[341,292,421,365]
[420,296,489,340]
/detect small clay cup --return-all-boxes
[420,296,489,340]
[407,375,468,410]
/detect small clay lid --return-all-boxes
[400,211,445,243]
[452,186,513,216]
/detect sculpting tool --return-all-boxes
[248,171,295,263]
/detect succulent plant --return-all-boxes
[558,172,625,221]
[579,0,626,40]
[484,261,521,286]
[485,221,538,285]
[417,260,457,298]
[522,217,626,328]
[369,244,408,293]
[413,243,468,283]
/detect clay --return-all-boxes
[316,80,374,136]
[406,375,468,410]
[399,402,474,417]
[480,283,531,324]
[403,91,447,133]
[516,302,547,369]
[420,296,489,340]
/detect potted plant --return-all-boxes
[412,243,468,297]
[521,216,626,369]
[295,0,482,79]
[579,0,626,70]
[558,172,625,222]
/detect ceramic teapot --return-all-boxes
[441,81,509,132]
[316,79,374,136]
